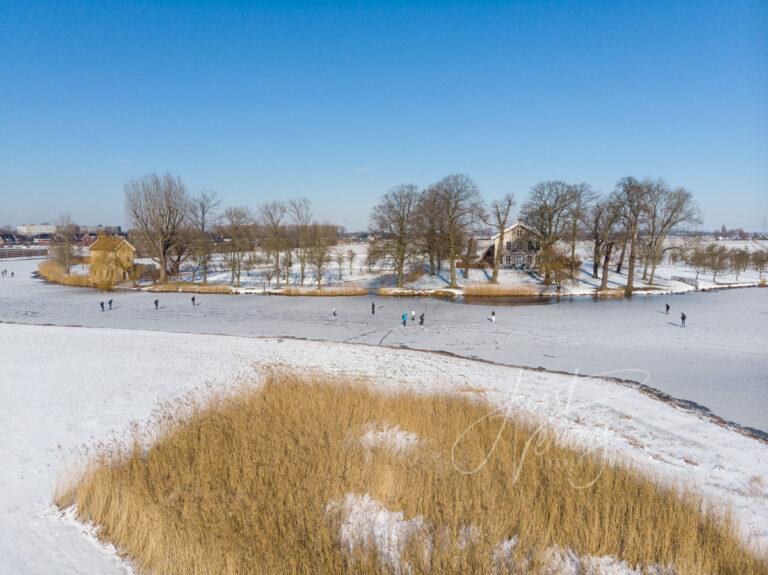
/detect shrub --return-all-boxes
[57,371,767,575]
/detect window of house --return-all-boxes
[505,255,511,265]
[505,241,512,251]
[516,255,524,266]
[517,227,524,237]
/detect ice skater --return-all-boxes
[191,295,196,306]
[371,301,376,315]
[419,312,425,326]
[680,312,686,327]
[490,310,496,323]
[410,309,415,322]
[100,301,105,312]
[154,298,159,310]
[401,312,407,327]
[108,299,113,310]
[332,308,337,317]
[665,303,670,315]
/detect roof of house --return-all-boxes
[89,235,135,253]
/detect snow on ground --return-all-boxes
[142,238,767,296]
[2,258,766,432]
[329,493,671,574]
[359,423,420,455]
[0,322,767,574]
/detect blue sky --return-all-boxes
[1,1,766,231]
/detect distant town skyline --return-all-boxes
[1,1,766,231]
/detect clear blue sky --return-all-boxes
[1,1,766,231]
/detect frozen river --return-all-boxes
[1,258,766,432]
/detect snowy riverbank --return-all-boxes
[1,322,766,573]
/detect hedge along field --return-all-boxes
[57,371,767,575]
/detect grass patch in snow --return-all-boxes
[57,371,768,574]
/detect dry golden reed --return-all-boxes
[57,372,767,575]
[146,282,233,294]
[377,287,457,298]
[38,260,114,291]
[280,285,368,296]
[463,283,543,297]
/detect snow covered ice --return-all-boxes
[0,258,767,573]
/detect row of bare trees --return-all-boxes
[124,173,343,287]
[368,174,705,294]
[686,244,767,283]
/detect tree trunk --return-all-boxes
[492,230,504,283]
[448,235,457,288]
[624,233,637,296]
[649,248,661,286]
[600,242,613,291]
[615,236,627,274]
[592,241,601,278]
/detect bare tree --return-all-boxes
[288,198,313,286]
[434,174,483,288]
[480,193,516,283]
[415,186,447,276]
[705,243,728,283]
[565,183,595,274]
[334,247,346,281]
[730,248,751,282]
[752,249,767,281]
[51,214,78,274]
[347,249,356,275]
[188,190,220,284]
[614,177,649,296]
[307,223,337,288]
[219,206,254,287]
[641,184,701,285]
[369,184,421,287]
[124,173,189,283]
[258,201,288,288]
[520,180,573,284]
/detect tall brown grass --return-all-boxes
[57,371,767,575]
[280,285,368,296]
[38,260,114,291]
[463,283,543,297]
[377,287,457,298]
[146,282,233,294]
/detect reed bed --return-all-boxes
[57,371,767,575]
[463,283,543,297]
[280,285,368,296]
[38,260,113,291]
[377,287,457,298]
[146,282,233,294]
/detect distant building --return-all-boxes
[17,223,56,236]
[88,235,136,284]
[478,221,541,269]
[82,224,123,236]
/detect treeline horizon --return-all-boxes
[41,171,767,294]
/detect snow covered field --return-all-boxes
[1,258,766,432]
[0,322,766,574]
